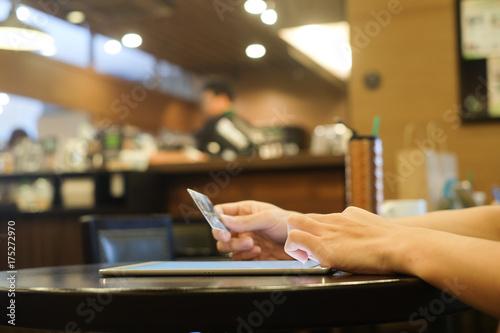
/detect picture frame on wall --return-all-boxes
[457,0,500,122]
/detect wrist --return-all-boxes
[387,226,432,276]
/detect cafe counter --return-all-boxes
[0,153,345,270]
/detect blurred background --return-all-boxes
[0,0,499,330]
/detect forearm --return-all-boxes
[392,206,500,241]
[392,227,500,319]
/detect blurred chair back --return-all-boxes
[80,215,175,264]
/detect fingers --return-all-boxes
[220,211,278,233]
[212,227,261,260]
[231,247,261,261]
[216,234,254,253]
[212,228,231,242]
[214,201,257,216]
[287,214,327,236]
[285,214,332,263]
[284,229,319,263]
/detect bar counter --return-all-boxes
[0,153,346,270]
[150,153,346,216]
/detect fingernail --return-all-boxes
[220,231,230,241]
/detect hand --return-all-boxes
[213,200,294,260]
[284,206,410,274]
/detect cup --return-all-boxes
[381,199,427,218]
[345,136,383,214]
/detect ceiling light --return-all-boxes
[244,0,267,14]
[104,40,122,55]
[245,44,266,58]
[0,5,54,51]
[278,22,352,80]
[16,6,31,21]
[0,93,10,106]
[40,43,57,56]
[66,11,85,24]
[121,33,142,48]
[261,9,277,25]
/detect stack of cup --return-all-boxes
[345,136,384,214]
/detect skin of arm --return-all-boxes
[392,206,500,241]
[284,206,500,319]
[213,201,500,317]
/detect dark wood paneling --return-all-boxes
[165,163,346,218]
[0,214,84,270]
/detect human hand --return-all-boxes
[213,200,294,260]
[284,206,411,274]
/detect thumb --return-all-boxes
[284,229,319,263]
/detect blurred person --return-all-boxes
[212,200,500,320]
[149,80,252,165]
[7,129,28,151]
[194,80,253,156]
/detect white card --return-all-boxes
[187,188,229,232]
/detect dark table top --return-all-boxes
[0,264,468,332]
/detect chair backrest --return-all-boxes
[80,215,175,264]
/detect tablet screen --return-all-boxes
[99,260,332,276]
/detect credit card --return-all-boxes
[187,188,229,232]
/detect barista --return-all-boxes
[194,80,253,156]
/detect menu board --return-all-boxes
[459,0,500,121]
[487,57,500,115]
[461,0,500,59]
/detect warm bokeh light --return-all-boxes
[244,0,267,14]
[16,7,31,21]
[40,43,57,56]
[245,44,266,58]
[278,22,352,80]
[66,11,86,24]
[121,33,143,48]
[0,5,55,51]
[104,40,122,55]
[0,93,10,106]
[261,9,277,25]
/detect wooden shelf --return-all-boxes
[149,153,345,174]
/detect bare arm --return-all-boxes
[394,226,500,318]
[393,206,500,241]
[285,207,500,319]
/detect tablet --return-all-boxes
[99,260,332,276]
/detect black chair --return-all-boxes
[80,215,175,264]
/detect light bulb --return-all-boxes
[104,40,122,55]
[245,44,266,58]
[0,93,10,106]
[122,33,142,48]
[16,7,31,21]
[244,0,267,14]
[261,9,277,25]
[67,11,86,24]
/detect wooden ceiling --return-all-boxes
[22,0,345,86]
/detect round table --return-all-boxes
[0,264,468,332]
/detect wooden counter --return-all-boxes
[150,153,346,217]
[0,154,345,270]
